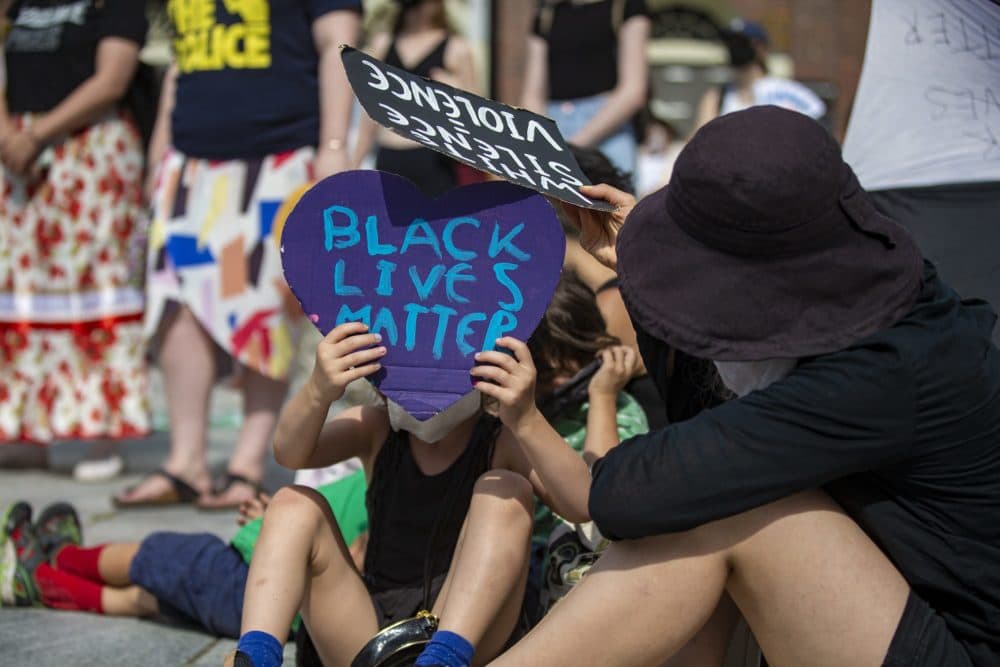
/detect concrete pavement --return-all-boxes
[0,426,297,667]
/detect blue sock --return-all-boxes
[236,630,283,667]
[414,630,474,667]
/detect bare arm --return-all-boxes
[520,35,548,115]
[0,87,11,141]
[568,16,649,147]
[144,63,177,198]
[433,36,479,93]
[1,37,139,175]
[475,338,593,523]
[30,37,139,144]
[272,322,387,469]
[0,2,12,139]
[595,287,645,378]
[692,87,721,135]
[583,346,640,464]
[563,237,617,292]
[350,32,391,168]
[312,9,361,179]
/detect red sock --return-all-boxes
[53,544,107,584]
[35,563,104,613]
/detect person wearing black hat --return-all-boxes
[488,106,1000,666]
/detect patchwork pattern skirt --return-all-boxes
[144,148,312,381]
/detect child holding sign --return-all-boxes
[230,311,621,667]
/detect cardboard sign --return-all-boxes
[843,0,1000,190]
[341,46,614,212]
[281,170,566,420]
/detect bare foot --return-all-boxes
[237,492,271,525]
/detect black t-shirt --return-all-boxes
[4,0,147,113]
[590,264,1000,658]
[169,0,361,160]
[533,0,646,101]
[363,420,492,592]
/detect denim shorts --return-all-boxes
[129,531,248,639]
[546,94,637,178]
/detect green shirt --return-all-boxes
[532,392,649,546]
[230,469,370,565]
[229,469,370,633]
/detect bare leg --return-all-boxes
[101,585,159,617]
[96,542,141,587]
[661,594,741,667]
[491,490,909,667]
[241,485,379,667]
[199,368,287,508]
[430,470,534,665]
[116,306,214,501]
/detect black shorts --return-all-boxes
[368,573,448,629]
[883,592,993,667]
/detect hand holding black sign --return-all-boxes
[341,46,614,212]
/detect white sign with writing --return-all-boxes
[843,0,1000,190]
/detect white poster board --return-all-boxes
[843,0,1000,191]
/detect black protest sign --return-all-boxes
[341,46,614,212]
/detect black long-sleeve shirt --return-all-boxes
[590,264,1000,658]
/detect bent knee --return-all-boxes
[266,485,329,525]
[693,489,861,564]
[473,469,534,518]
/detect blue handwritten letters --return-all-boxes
[324,205,529,359]
[281,171,565,420]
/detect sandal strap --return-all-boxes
[154,468,200,502]
[218,472,261,493]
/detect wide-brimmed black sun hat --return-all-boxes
[616,105,925,362]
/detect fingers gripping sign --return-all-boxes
[471,337,538,430]
[310,321,388,404]
[561,184,637,271]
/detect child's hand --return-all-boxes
[472,337,539,432]
[309,322,386,404]
[236,492,271,526]
[588,346,640,399]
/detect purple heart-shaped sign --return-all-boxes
[281,170,566,420]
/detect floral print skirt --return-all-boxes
[0,113,149,444]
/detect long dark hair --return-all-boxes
[529,271,619,398]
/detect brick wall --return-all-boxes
[729,0,872,137]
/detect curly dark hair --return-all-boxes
[570,144,634,195]
[528,271,618,397]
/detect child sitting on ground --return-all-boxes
[230,296,627,667]
[525,272,648,612]
[0,472,367,641]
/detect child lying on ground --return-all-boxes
[0,472,367,640]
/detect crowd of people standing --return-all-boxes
[2,2,998,667]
